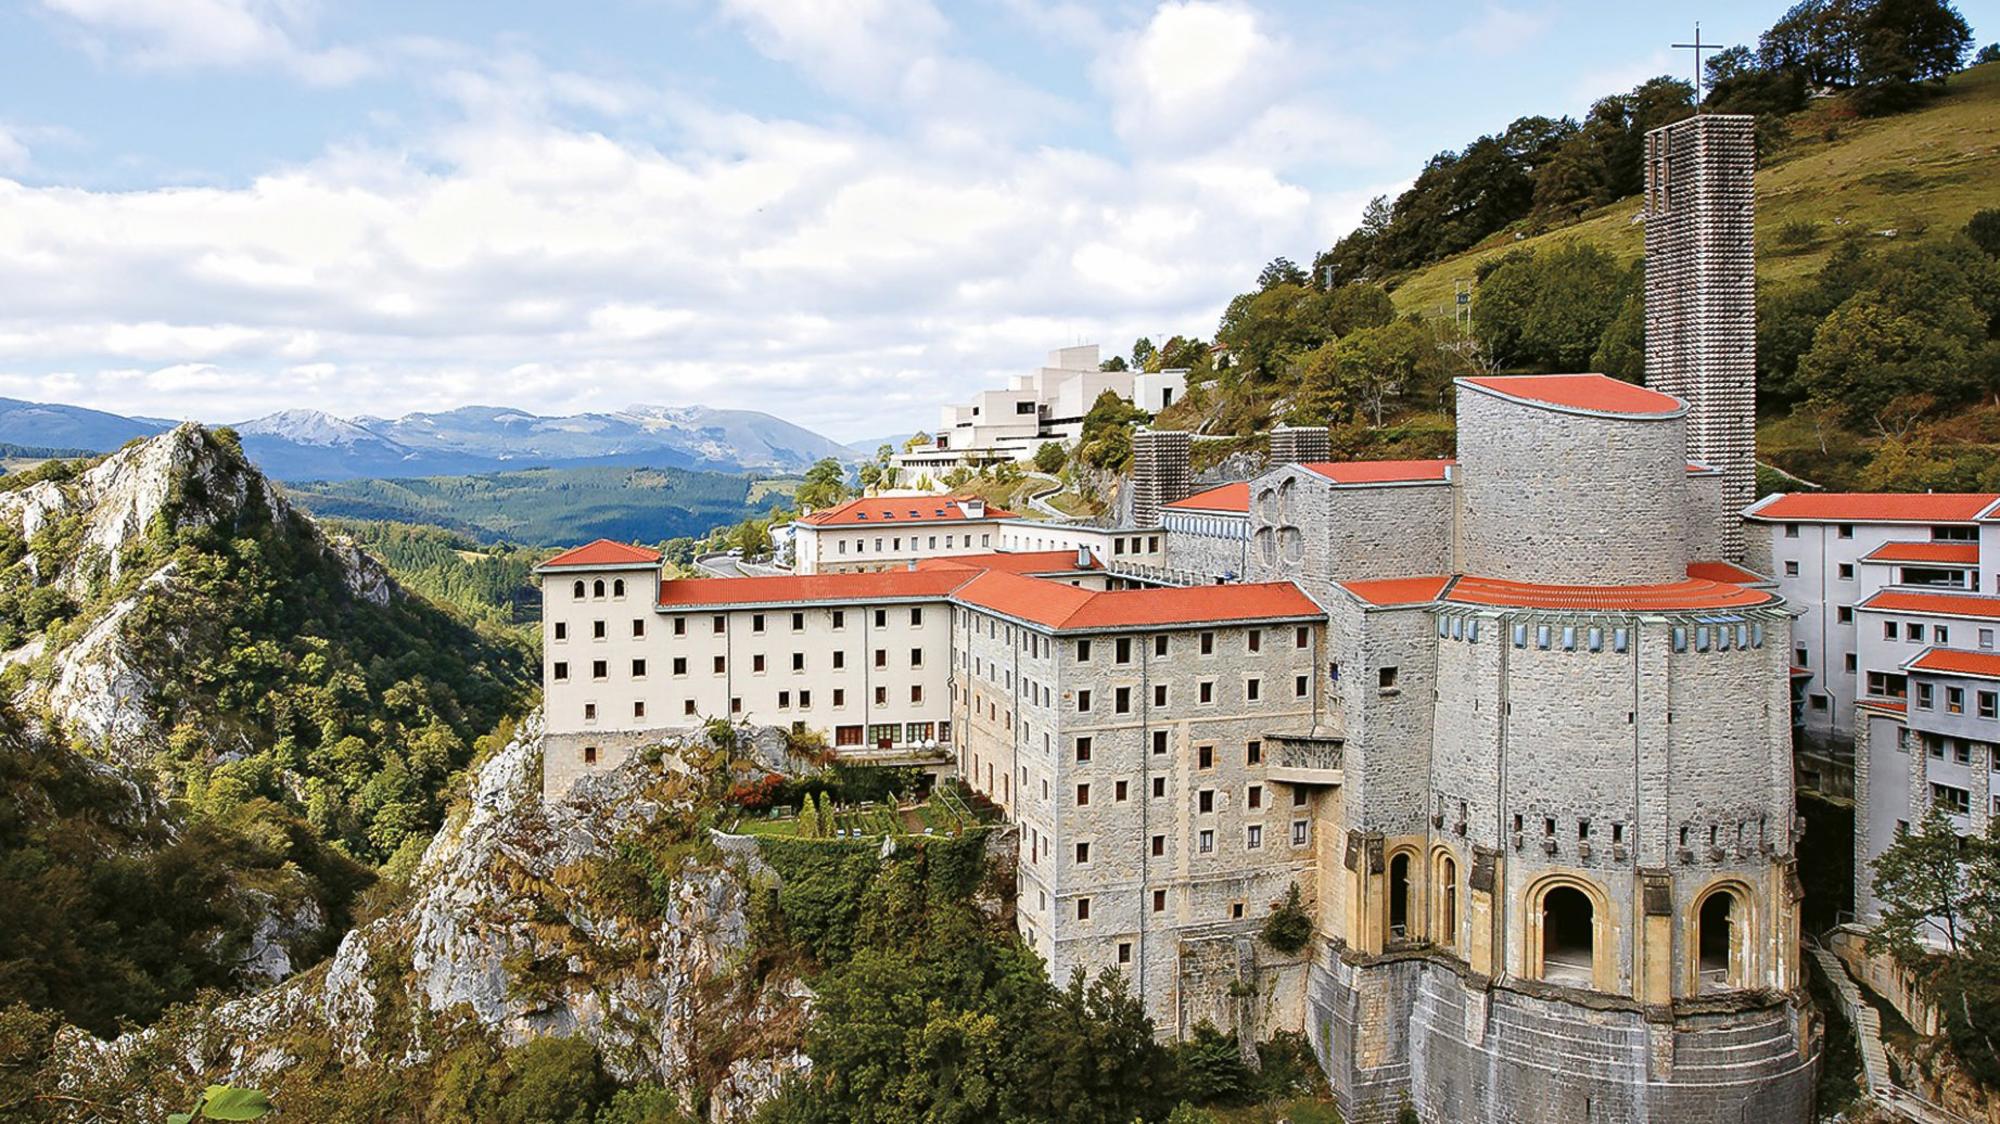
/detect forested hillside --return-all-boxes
[0,426,532,1036]
[1128,4,2000,491]
[287,463,772,546]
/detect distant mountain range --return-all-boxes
[0,398,857,481]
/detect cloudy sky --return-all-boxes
[0,0,1990,441]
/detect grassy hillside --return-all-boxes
[1387,62,2000,319]
[288,464,775,546]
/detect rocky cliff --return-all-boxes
[0,423,394,750]
[40,718,808,1122]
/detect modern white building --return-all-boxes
[1744,492,1994,743]
[895,344,1187,471]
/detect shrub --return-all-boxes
[1262,882,1314,953]
[1776,219,1821,249]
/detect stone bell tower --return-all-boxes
[1644,113,1757,561]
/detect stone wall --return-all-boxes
[1244,467,1452,601]
[1455,387,1690,586]
[1308,954,1818,1124]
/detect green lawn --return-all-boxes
[1388,62,2000,318]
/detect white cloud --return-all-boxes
[0,128,28,172]
[37,0,371,83]
[0,14,1392,440]
[719,0,948,101]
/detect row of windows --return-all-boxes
[552,619,645,641]
[574,689,941,725]
[1907,732,2000,769]
[1473,620,1768,653]
[1071,675,1300,713]
[570,578,629,599]
[834,533,991,554]
[1782,523,1976,541]
[1912,681,1999,717]
[555,646,928,680]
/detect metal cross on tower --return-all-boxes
[1673,22,1721,109]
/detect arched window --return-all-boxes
[572,579,586,599]
[1698,891,1738,992]
[593,579,606,598]
[1541,886,1594,987]
[613,578,626,597]
[1388,853,1412,941]
[1438,855,1458,951]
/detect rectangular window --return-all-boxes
[1152,730,1168,755]
[1076,736,1093,762]
[1115,637,1132,664]
[1295,674,1308,697]
[1199,680,1214,704]
[713,615,725,634]
[1379,667,1399,689]
[1198,829,1215,854]
[1245,678,1260,702]
[584,702,597,721]
[554,621,567,640]
[753,654,766,673]
[1200,631,1214,655]
[1152,834,1165,856]
[1296,625,1309,648]
[1785,561,1800,576]
[1153,684,1167,707]
[1932,783,1972,816]
[1198,744,1214,769]
[1114,687,1131,713]
[1076,783,1090,806]
[673,616,686,636]
[832,610,845,629]
[1075,898,1090,921]
[672,657,687,675]
[1936,625,1951,645]
[911,647,924,668]
[1917,682,1935,709]
[1948,686,1966,714]
[1154,635,1168,657]
[1198,789,1215,813]
[631,658,647,678]
[1246,825,1263,850]
[1886,622,1899,640]
[1077,689,1092,713]
[1153,889,1166,912]
[833,688,846,707]
[1247,629,1261,653]
[1838,562,1854,580]
[593,620,607,639]
[910,608,923,626]
[1075,842,1090,864]
[1292,820,1309,846]
[777,690,790,709]
[1152,776,1166,798]
[1248,784,1263,809]
[1247,740,1262,764]
[874,686,887,705]
[553,661,569,681]
[592,659,607,679]
[1837,606,1853,624]
[874,609,886,628]
[1076,639,1091,661]
[1980,691,1996,719]
[874,649,887,668]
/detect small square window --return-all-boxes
[1379,667,1399,689]
[1784,561,1800,576]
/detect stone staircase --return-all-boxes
[1808,943,1976,1124]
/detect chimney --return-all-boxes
[1076,544,1092,569]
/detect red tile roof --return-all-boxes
[1459,374,1683,417]
[1858,698,1908,715]
[1164,481,1249,514]
[1444,575,1778,611]
[656,571,974,608]
[951,570,1321,631]
[1904,648,2000,680]
[914,550,1099,574]
[799,495,1013,527]
[1860,541,1980,565]
[1745,493,1998,523]
[1299,459,1454,485]
[1341,576,1453,606]
[1687,560,1768,584]
[538,539,663,570]
[1860,590,2000,619]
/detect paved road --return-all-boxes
[695,552,747,578]
[1023,471,1075,522]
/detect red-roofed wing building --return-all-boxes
[793,495,1016,574]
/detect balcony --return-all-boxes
[1268,727,1345,786]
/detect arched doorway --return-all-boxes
[1698,892,1736,992]
[1388,853,1412,941]
[1437,855,1458,951]
[1541,886,1595,986]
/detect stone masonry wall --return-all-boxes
[1455,387,1689,586]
